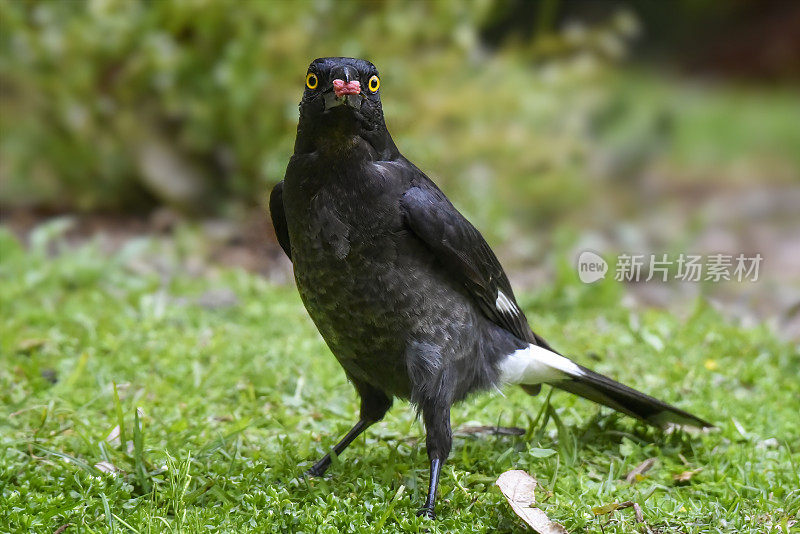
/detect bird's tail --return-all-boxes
[499,344,713,429]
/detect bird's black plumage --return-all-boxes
[270,57,711,519]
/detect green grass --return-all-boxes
[1,224,798,533]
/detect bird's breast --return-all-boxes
[285,163,404,263]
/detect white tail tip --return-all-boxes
[498,344,584,386]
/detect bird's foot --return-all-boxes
[416,506,436,520]
[304,463,328,478]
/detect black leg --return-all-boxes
[417,458,442,519]
[305,379,392,477]
[417,403,452,519]
[306,419,370,477]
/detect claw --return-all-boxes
[304,464,326,478]
[416,506,436,520]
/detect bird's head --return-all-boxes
[295,57,396,158]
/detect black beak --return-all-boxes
[331,65,359,84]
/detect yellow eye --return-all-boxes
[306,72,318,90]
[368,75,380,92]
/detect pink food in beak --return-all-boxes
[333,79,361,98]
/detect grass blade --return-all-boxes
[112,382,128,452]
[133,408,150,493]
[32,445,96,474]
[100,492,115,534]
[375,484,405,530]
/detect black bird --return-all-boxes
[270,57,711,519]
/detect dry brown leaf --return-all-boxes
[496,470,569,534]
[625,457,657,484]
[673,468,702,483]
[94,461,118,474]
[105,425,121,446]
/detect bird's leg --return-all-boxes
[305,381,391,477]
[419,457,442,518]
[305,419,370,477]
[417,403,452,520]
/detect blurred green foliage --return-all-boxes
[0,0,637,215]
[1,0,797,223]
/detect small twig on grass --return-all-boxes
[456,425,526,436]
[625,457,657,484]
[592,500,649,532]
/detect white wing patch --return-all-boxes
[495,290,520,317]
[498,344,584,386]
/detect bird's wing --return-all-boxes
[401,184,551,347]
[269,181,292,261]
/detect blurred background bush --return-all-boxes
[1,0,798,334]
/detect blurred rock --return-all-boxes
[195,288,239,309]
[136,133,213,214]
